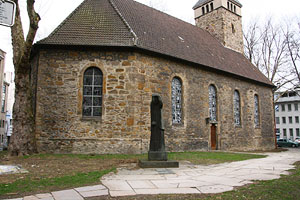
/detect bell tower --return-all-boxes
[193,0,244,53]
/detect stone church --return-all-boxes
[32,0,275,154]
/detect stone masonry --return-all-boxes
[32,49,275,154]
[195,7,244,53]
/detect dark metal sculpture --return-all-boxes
[148,94,167,161]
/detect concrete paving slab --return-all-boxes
[109,190,136,197]
[134,188,201,195]
[51,189,83,200]
[151,180,179,188]
[78,190,109,198]
[35,193,53,199]
[74,185,106,192]
[197,185,234,194]
[127,180,157,189]
[23,196,39,200]
[3,198,23,200]
[101,180,132,191]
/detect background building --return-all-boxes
[0,49,8,150]
[5,72,15,147]
[275,89,300,140]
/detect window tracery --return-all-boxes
[209,85,217,121]
[172,77,182,124]
[83,67,103,117]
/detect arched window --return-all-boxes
[254,94,260,127]
[210,3,214,11]
[172,77,182,124]
[82,67,103,117]
[234,5,236,13]
[209,85,217,121]
[227,2,230,9]
[234,90,241,125]
[202,7,205,15]
[206,4,209,13]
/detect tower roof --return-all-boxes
[36,0,271,87]
[193,0,242,10]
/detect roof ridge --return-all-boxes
[108,0,138,46]
[37,0,88,44]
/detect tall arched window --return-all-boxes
[234,90,241,125]
[82,67,103,117]
[171,77,182,124]
[209,85,217,121]
[254,94,260,127]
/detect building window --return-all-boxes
[254,95,260,127]
[282,117,286,124]
[281,104,285,111]
[171,77,182,124]
[275,117,280,124]
[227,2,230,9]
[210,3,214,11]
[233,90,241,125]
[276,128,280,133]
[209,85,217,121]
[288,104,292,111]
[296,128,300,136]
[283,129,287,136]
[275,105,279,112]
[296,116,299,123]
[202,7,205,15]
[290,129,294,137]
[1,85,6,113]
[289,116,293,124]
[234,5,236,13]
[82,67,103,117]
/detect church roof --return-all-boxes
[37,0,272,87]
[193,0,242,9]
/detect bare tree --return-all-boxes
[244,18,298,91]
[9,0,40,156]
[285,21,300,84]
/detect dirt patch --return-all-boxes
[0,153,135,184]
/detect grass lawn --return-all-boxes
[0,151,265,199]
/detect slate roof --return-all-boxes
[193,0,242,9]
[37,0,272,87]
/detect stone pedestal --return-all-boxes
[138,159,179,168]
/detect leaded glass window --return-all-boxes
[234,90,241,125]
[254,95,260,127]
[83,67,103,117]
[172,77,182,124]
[209,85,217,121]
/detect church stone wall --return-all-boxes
[34,49,275,154]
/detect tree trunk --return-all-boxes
[9,68,37,156]
[8,0,40,156]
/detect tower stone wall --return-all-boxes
[194,1,244,53]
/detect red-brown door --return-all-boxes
[211,124,217,150]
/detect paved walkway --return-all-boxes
[4,149,300,200]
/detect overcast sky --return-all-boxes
[0,0,299,72]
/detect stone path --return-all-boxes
[3,149,300,200]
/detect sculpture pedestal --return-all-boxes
[138,159,179,168]
[148,151,168,161]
